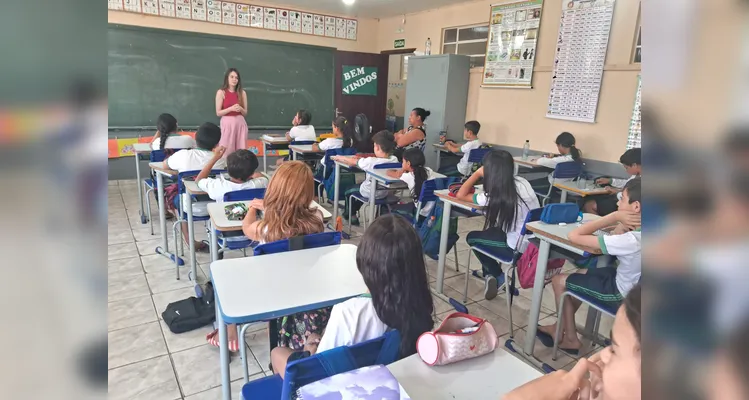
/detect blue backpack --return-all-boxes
[415,177,462,259]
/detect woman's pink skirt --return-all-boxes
[219,115,248,156]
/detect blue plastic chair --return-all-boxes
[466,147,492,175]
[314,148,357,202]
[172,169,225,278]
[241,330,402,400]
[214,188,267,255]
[348,162,402,230]
[536,161,583,206]
[552,290,618,361]
[253,231,342,256]
[144,149,176,234]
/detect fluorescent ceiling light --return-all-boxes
[342,0,355,5]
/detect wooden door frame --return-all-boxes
[380,48,417,55]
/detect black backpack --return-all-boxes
[162,282,215,334]
[353,113,373,153]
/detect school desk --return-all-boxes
[206,200,332,262]
[330,159,363,226]
[387,348,542,399]
[133,143,152,225]
[210,244,367,400]
[553,182,610,203]
[288,144,324,161]
[517,214,610,370]
[432,143,461,172]
[260,135,289,174]
[148,162,180,266]
[183,180,206,282]
[433,189,485,301]
[513,156,550,176]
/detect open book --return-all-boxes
[298,365,410,400]
[261,134,289,143]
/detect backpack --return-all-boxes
[162,282,216,334]
[353,113,373,153]
[515,242,565,289]
[417,201,459,260]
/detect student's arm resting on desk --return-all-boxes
[387,169,404,179]
[241,199,264,241]
[331,155,358,167]
[502,358,601,400]
[455,167,483,202]
[444,141,461,153]
[568,212,640,250]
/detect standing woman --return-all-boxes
[393,107,429,161]
[215,68,248,156]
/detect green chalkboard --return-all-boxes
[108,24,335,129]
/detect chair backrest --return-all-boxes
[373,162,402,170]
[467,147,492,163]
[410,177,453,224]
[519,207,544,236]
[223,188,266,202]
[150,149,169,162]
[281,330,402,399]
[291,140,317,145]
[253,231,342,256]
[552,161,583,180]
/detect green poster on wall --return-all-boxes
[342,65,378,96]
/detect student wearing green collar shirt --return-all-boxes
[536,178,642,355]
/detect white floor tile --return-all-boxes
[108,242,139,261]
[108,295,158,331]
[108,257,144,278]
[108,355,180,400]
[108,321,168,369]
[172,344,261,396]
[108,274,151,302]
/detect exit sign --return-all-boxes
[394,39,405,48]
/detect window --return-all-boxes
[442,24,489,68]
[632,26,641,63]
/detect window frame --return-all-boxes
[441,23,490,68]
[631,5,641,64]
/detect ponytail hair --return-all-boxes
[412,107,431,123]
[157,113,178,150]
[402,148,428,203]
[332,116,352,148]
[555,132,582,162]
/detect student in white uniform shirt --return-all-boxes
[537,178,641,355]
[530,131,583,196]
[164,122,226,251]
[270,214,434,378]
[312,115,352,172]
[443,120,483,176]
[149,113,196,150]
[455,150,540,300]
[583,148,642,216]
[387,148,437,221]
[333,130,399,226]
[277,109,317,166]
[195,148,267,201]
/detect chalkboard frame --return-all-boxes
[108,24,336,131]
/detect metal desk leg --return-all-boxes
[435,149,441,172]
[332,163,341,223]
[524,239,551,356]
[136,153,146,223]
[514,163,519,176]
[263,142,268,174]
[210,220,219,263]
[187,192,196,282]
[560,189,568,203]
[367,178,377,228]
[217,298,231,400]
[156,172,169,253]
[435,201,452,295]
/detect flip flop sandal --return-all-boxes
[535,329,580,355]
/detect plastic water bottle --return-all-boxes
[522,140,530,160]
[425,37,432,55]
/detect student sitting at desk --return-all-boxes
[270,214,434,378]
[195,147,267,201]
[537,178,642,355]
[164,122,226,252]
[455,150,539,300]
[334,130,398,226]
[387,148,436,221]
[150,113,196,150]
[442,120,483,176]
[276,109,317,166]
[529,132,583,196]
[504,283,641,400]
[582,148,642,216]
[313,115,352,174]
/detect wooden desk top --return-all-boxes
[148,162,178,176]
[554,182,610,197]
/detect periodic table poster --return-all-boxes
[482,0,543,88]
[546,0,615,123]
[108,0,357,41]
[627,75,642,149]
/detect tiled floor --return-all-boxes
[108,179,613,399]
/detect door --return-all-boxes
[334,51,389,142]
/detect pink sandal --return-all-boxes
[206,329,240,352]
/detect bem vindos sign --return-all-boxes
[342,65,378,96]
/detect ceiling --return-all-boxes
[265,0,480,19]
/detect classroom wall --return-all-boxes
[377,0,641,163]
[386,54,407,118]
[107,1,380,53]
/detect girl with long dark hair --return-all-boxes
[215,68,248,156]
[387,148,436,220]
[149,113,195,150]
[530,131,583,195]
[313,115,352,167]
[455,149,540,300]
[269,214,434,377]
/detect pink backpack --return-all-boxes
[516,241,565,289]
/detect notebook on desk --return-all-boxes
[298,365,411,400]
[261,134,288,143]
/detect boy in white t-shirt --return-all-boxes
[333,130,398,226]
[443,120,483,176]
[537,178,642,354]
[164,122,226,251]
[195,148,267,201]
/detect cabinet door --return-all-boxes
[405,57,448,168]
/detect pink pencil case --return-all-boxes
[416,312,498,366]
